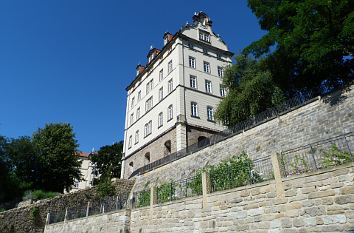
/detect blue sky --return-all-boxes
[0,1,265,152]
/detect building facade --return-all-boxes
[121,12,233,179]
[68,152,97,193]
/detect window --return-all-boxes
[220,85,226,97]
[168,79,173,93]
[137,91,141,101]
[217,66,224,78]
[144,121,152,137]
[159,69,163,81]
[199,31,210,43]
[144,153,150,164]
[158,112,163,128]
[207,106,215,121]
[190,75,197,89]
[191,102,199,117]
[203,61,210,73]
[189,56,196,69]
[188,42,194,49]
[130,113,134,125]
[128,135,132,148]
[145,97,153,112]
[164,140,171,155]
[136,107,140,119]
[167,105,173,121]
[168,60,173,73]
[159,87,163,102]
[131,97,135,109]
[135,130,139,144]
[146,80,153,94]
[205,80,212,93]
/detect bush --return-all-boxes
[96,177,115,198]
[136,190,150,208]
[157,183,174,203]
[322,144,352,168]
[23,190,59,201]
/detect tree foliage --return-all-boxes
[216,55,284,127]
[91,142,123,179]
[245,0,354,93]
[32,123,81,193]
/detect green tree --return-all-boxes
[0,136,26,205]
[216,55,284,127]
[32,123,81,193]
[91,142,123,178]
[245,0,353,93]
[6,137,38,187]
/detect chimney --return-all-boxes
[163,32,173,45]
[136,64,145,76]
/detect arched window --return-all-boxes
[129,161,134,173]
[198,136,210,148]
[144,152,151,164]
[164,140,172,155]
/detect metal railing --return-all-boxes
[130,90,319,178]
[47,194,129,224]
[279,132,354,177]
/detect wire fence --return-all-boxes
[130,90,318,178]
[279,132,354,177]
[48,194,129,225]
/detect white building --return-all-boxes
[69,152,97,193]
[121,12,233,179]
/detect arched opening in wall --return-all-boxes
[129,161,134,173]
[198,136,210,148]
[144,152,151,164]
[164,140,171,156]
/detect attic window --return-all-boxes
[199,31,210,43]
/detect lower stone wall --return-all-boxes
[131,164,354,233]
[44,209,130,233]
[44,164,354,233]
[0,179,134,233]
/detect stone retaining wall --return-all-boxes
[133,86,354,191]
[44,164,354,232]
[131,165,354,232]
[0,179,134,233]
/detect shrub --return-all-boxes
[157,183,174,203]
[96,177,115,198]
[136,190,150,208]
[322,144,352,168]
[23,190,58,201]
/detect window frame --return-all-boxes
[168,60,173,74]
[189,56,196,69]
[190,75,197,89]
[168,78,173,93]
[205,80,212,94]
[207,106,215,121]
[203,61,210,73]
[167,105,173,121]
[158,112,163,128]
[191,102,199,118]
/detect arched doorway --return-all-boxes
[198,136,210,148]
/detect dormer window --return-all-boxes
[199,31,210,43]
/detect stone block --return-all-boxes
[340,186,354,195]
[304,206,326,217]
[322,214,347,225]
[335,195,354,205]
[308,190,335,199]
